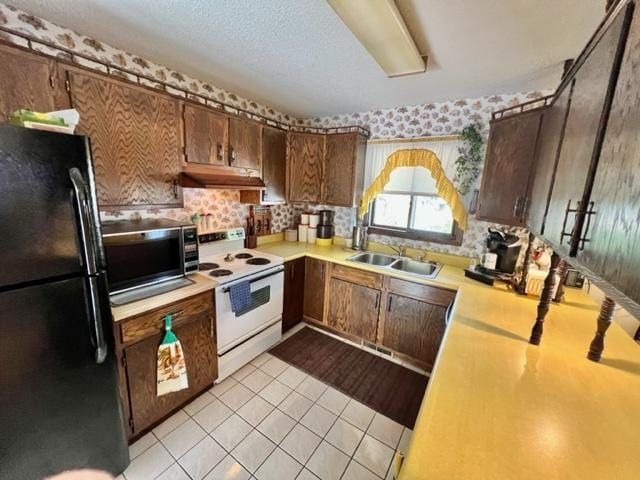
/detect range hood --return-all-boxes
[180,164,265,190]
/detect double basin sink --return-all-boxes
[346,251,442,279]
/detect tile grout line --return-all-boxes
[133,350,401,480]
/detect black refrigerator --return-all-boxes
[0,125,129,479]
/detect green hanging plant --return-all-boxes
[454,123,483,195]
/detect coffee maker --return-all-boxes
[484,228,522,274]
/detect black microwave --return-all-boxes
[101,219,199,295]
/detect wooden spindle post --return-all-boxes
[529,252,561,345]
[552,259,568,303]
[516,232,535,295]
[587,296,616,362]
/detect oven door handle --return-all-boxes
[222,266,284,293]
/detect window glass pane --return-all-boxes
[411,196,454,233]
[373,193,411,228]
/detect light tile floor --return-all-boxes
[122,352,413,480]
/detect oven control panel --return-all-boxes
[199,227,246,244]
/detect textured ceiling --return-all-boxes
[7,0,605,117]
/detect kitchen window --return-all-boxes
[369,191,463,245]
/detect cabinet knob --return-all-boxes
[216,143,224,163]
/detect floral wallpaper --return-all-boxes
[100,189,250,231]
[0,3,294,124]
[297,91,550,139]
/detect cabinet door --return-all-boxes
[542,6,631,254]
[262,127,287,203]
[229,117,261,171]
[288,133,324,203]
[477,108,543,226]
[65,67,183,208]
[124,314,216,434]
[0,45,58,121]
[283,257,306,333]
[578,5,640,306]
[303,257,326,322]
[184,103,228,166]
[382,293,447,369]
[526,84,573,236]
[323,133,357,206]
[327,278,380,343]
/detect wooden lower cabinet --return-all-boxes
[307,261,457,370]
[303,257,327,322]
[283,257,305,333]
[115,291,217,438]
[327,278,380,342]
[381,293,448,370]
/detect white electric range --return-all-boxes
[197,227,284,381]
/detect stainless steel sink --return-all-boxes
[389,258,441,278]
[346,251,442,279]
[347,252,396,266]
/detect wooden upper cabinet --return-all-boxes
[323,133,366,207]
[0,44,58,121]
[382,293,448,370]
[526,84,573,236]
[476,107,544,226]
[288,132,324,203]
[303,257,327,322]
[577,3,640,306]
[327,278,380,343]
[184,103,228,166]
[64,67,183,208]
[229,117,261,171]
[542,5,631,255]
[261,126,287,203]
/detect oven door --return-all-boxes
[215,266,284,355]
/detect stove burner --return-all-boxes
[235,253,253,259]
[199,262,219,270]
[209,269,233,277]
[246,257,271,265]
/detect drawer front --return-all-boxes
[387,277,456,307]
[120,292,214,345]
[331,263,383,289]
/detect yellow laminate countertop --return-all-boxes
[111,274,217,322]
[256,241,640,480]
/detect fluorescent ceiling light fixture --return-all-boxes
[328,0,426,77]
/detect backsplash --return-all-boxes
[100,189,249,231]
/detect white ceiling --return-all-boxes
[8,0,605,118]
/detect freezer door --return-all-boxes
[0,276,129,479]
[0,125,101,288]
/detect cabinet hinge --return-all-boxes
[128,417,135,432]
[121,355,127,368]
[64,79,70,92]
[48,75,55,89]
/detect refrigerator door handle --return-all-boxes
[87,275,108,364]
[69,168,98,275]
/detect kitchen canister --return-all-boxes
[284,229,297,242]
[316,224,334,239]
[300,213,310,225]
[318,210,334,225]
[298,224,308,242]
[307,227,317,244]
[309,214,320,228]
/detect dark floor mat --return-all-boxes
[269,327,428,429]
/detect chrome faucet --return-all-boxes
[386,244,406,257]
